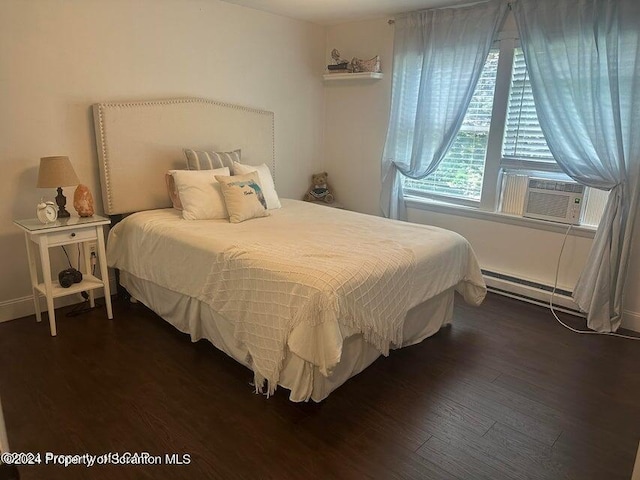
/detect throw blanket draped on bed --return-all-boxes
[202,239,415,395]
[107,199,486,396]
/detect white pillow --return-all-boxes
[232,162,281,209]
[170,167,230,220]
[215,172,269,223]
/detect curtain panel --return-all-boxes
[380,0,508,220]
[513,0,640,332]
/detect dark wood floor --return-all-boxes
[0,293,639,480]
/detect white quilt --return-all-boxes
[107,200,486,393]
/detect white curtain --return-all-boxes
[513,0,640,332]
[381,0,507,220]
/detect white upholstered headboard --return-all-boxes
[93,98,275,215]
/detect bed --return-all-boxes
[94,97,486,402]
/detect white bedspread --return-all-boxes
[107,200,486,393]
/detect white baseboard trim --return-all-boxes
[0,275,117,323]
[483,272,640,333]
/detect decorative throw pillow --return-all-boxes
[215,172,269,223]
[164,173,183,210]
[171,167,230,220]
[232,162,281,210]
[184,148,241,171]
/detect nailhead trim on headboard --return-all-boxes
[93,97,276,215]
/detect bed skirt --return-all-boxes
[120,271,455,402]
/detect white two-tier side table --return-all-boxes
[14,215,113,336]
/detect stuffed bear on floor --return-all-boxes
[304,172,335,204]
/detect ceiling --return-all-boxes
[220,0,470,26]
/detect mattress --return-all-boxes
[107,199,486,399]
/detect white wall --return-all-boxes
[0,0,325,320]
[323,18,395,216]
[324,17,640,331]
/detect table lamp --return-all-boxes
[36,156,80,218]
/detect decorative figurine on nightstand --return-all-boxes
[73,184,95,217]
[304,172,335,204]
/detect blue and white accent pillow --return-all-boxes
[215,172,269,223]
[232,161,281,210]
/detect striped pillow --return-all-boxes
[184,149,241,171]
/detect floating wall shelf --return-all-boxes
[323,72,384,81]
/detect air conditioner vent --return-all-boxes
[528,179,585,194]
[527,191,569,218]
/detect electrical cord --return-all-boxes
[550,224,640,340]
[61,245,73,268]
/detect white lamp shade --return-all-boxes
[37,156,80,188]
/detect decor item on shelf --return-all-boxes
[327,64,349,72]
[36,156,80,218]
[304,172,335,204]
[350,55,381,73]
[328,48,350,73]
[331,48,349,66]
[73,184,95,217]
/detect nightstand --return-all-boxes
[14,215,113,336]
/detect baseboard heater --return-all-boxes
[482,269,584,317]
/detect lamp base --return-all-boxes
[55,187,71,218]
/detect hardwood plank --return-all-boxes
[482,422,568,480]
[486,422,627,480]
[348,428,459,480]
[418,435,514,480]
[552,428,639,479]
[421,423,548,480]
[493,371,640,441]
[424,371,562,446]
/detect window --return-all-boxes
[404,51,499,203]
[404,40,605,226]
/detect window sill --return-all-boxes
[404,196,597,239]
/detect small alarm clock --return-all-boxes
[37,201,58,224]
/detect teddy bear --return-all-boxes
[304,172,335,204]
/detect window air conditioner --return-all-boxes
[523,178,584,225]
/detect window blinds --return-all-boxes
[503,48,554,161]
